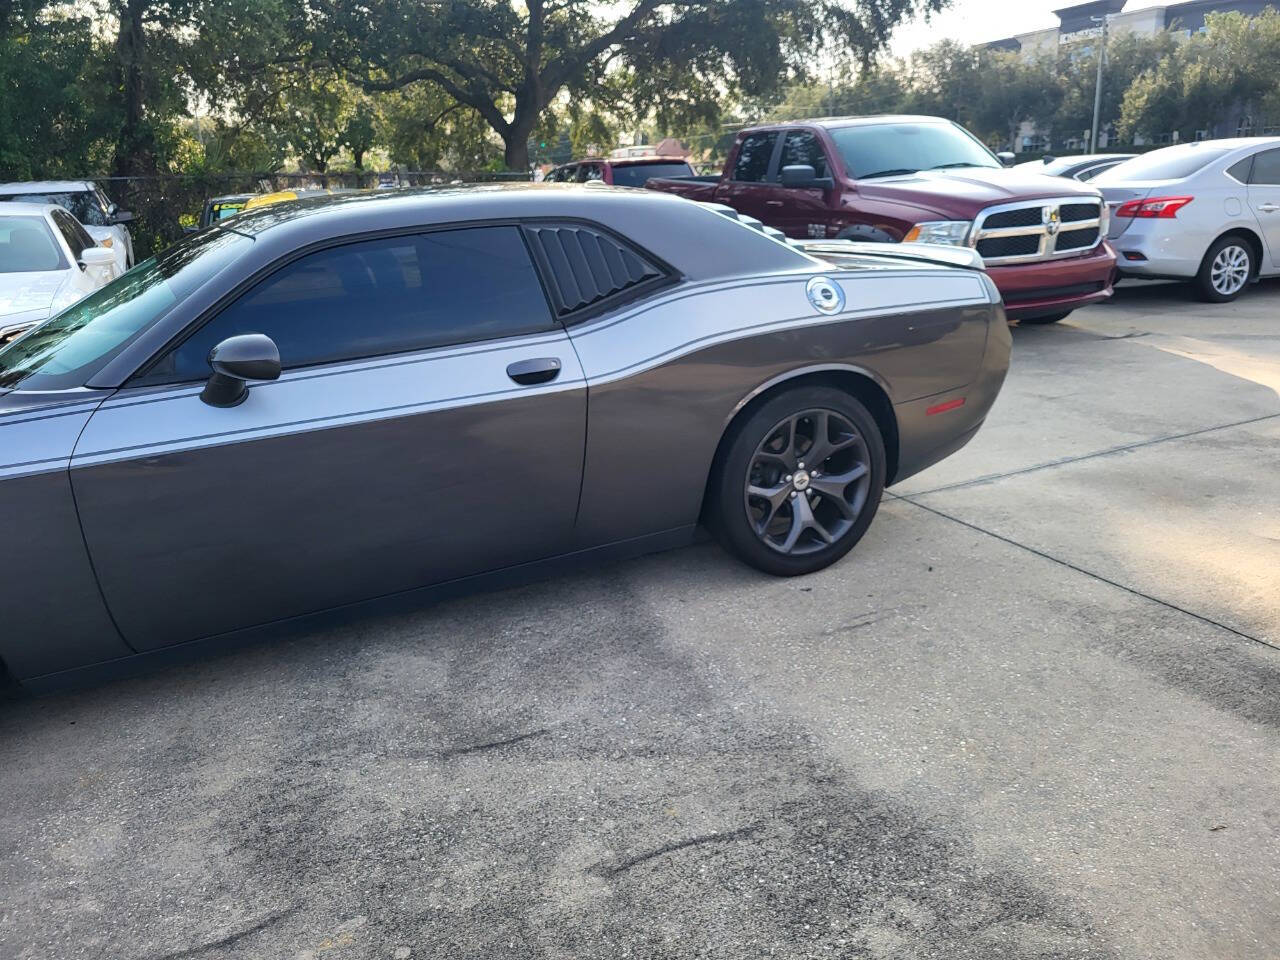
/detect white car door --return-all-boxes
[1245,147,1280,268]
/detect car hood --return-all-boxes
[0,271,67,320]
[856,166,1102,220]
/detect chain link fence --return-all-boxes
[98,171,532,260]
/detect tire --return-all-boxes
[1020,311,1071,325]
[1195,235,1255,303]
[709,386,886,576]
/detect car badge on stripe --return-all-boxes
[806,276,845,315]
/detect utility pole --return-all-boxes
[1089,14,1109,152]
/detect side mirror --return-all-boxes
[779,164,834,189]
[996,152,1016,167]
[201,333,281,407]
[111,210,135,225]
[79,247,116,269]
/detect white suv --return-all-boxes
[0,180,135,274]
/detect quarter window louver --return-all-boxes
[525,224,664,317]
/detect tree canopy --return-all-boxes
[6,2,1280,188]
[310,0,949,170]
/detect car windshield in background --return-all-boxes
[0,216,65,273]
[0,228,251,391]
[831,122,1000,179]
[610,163,693,187]
[0,191,107,226]
[1095,146,1233,182]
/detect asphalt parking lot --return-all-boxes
[2,278,1278,960]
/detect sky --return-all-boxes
[887,0,1166,55]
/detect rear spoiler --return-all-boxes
[697,201,985,271]
[795,240,985,271]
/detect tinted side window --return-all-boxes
[732,131,778,182]
[576,164,604,182]
[52,209,95,254]
[779,130,828,179]
[1227,156,1254,183]
[1249,149,1280,185]
[50,210,84,255]
[145,226,553,384]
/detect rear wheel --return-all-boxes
[1020,310,1071,325]
[709,386,886,576]
[1195,235,1254,302]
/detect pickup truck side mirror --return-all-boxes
[780,164,835,190]
[111,210,135,225]
[201,333,282,407]
[996,152,1016,167]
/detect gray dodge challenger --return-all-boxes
[0,185,1010,688]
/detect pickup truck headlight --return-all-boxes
[903,220,972,246]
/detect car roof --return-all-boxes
[1148,136,1280,152]
[0,181,97,193]
[607,156,691,166]
[1062,154,1135,162]
[751,115,954,132]
[558,156,688,166]
[209,182,812,285]
[0,202,60,216]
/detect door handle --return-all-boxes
[1259,202,1279,213]
[765,200,784,206]
[506,357,561,385]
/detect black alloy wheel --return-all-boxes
[711,386,886,576]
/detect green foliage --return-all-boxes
[1119,11,1280,140]
[0,6,116,179]
[314,0,950,170]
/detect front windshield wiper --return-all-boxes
[928,162,988,170]
[858,168,918,179]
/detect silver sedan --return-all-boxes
[1096,137,1280,302]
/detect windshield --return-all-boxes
[0,216,66,273]
[0,190,107,226]
[212,202,245,220]
[0,228,252,391]
[830,122,1000,179]
[1095,145,1232,183]
[610,162,694,187]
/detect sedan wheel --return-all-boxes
[1196,237,1254,303]
[711,386,885,576]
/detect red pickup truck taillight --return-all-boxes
[1114,196,1194,218]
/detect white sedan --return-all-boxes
[0,203,121,348]
[0,180,136,273]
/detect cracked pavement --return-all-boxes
[2,280,1278,959]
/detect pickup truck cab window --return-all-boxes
[732,131,779,182]
[779,130,830,180]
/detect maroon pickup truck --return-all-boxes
[646,116,1118,323]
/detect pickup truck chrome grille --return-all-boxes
[970,197,1104,265]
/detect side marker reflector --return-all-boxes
[926,397,966,416]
